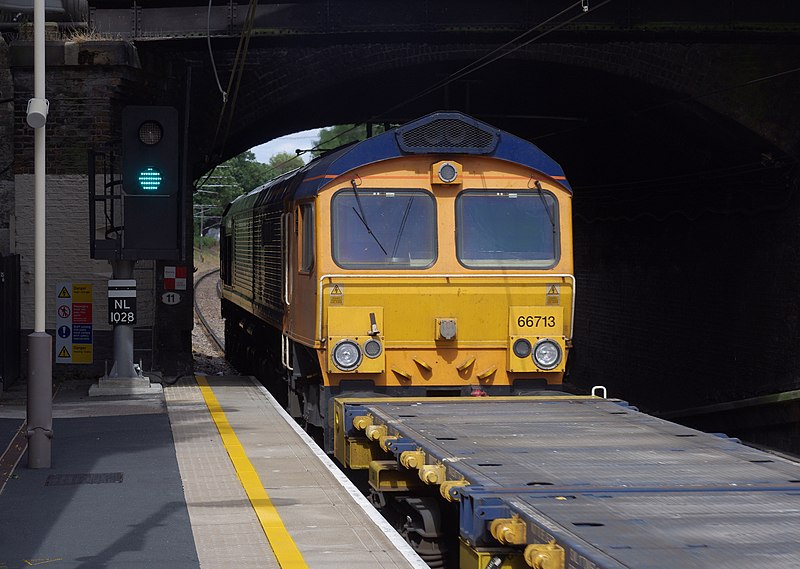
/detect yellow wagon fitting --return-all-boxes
[369,460,423,492]
[459,539,528,569]
[365,424,387,441]
[523,541,565,569]
[400,449,425,469]
[490,515,527,545]
[439,479,470,501]
[419,463,446,484]
[379,435,398,452]
[352,415,373,431]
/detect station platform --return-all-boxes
[0,376,426,569]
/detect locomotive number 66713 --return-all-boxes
[220,112,575,450]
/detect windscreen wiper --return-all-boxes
[351,179,388,255]
[535,180,556,234]
[391,197,414,258]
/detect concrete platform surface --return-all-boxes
[0,388,198,569]
[0,377,426,569]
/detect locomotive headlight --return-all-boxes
[532,339,562,370]
[512,338,532,359]
[363,338,383,359]
[332,339,362,371]
[431,160,462,185]
[438,162,458,183]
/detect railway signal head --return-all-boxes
[120,106,183,260]
[122,106,179,196]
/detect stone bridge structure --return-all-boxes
[0,1,799,440]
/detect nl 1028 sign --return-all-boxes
[108,279,137,324]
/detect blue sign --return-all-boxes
[57,325,71,339]
[72,324,93,344]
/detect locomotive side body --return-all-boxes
[220,113,574,449]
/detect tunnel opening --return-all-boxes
[160,42,799,451]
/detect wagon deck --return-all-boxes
[336,396,800,568]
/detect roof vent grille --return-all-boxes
[396,114,499,154]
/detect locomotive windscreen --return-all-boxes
[455,190,559,268]
[331,189,437,269]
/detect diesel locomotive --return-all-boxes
[220,112,575,450]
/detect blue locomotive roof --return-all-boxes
[227,111,570,216]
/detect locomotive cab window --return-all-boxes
[299,203,314,272]
[331,189,436,269]
[456,190,559,268]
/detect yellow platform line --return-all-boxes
[195,375,308,569]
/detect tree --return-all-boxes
[193,150,272,242]
[192,148,306,238]
[222,150,272,194]
[267,151,305,177]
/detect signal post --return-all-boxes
[89,106,183,396]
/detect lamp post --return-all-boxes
[26,0,53,469]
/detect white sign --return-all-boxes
[161,292,181,305]
[108,279,137,325]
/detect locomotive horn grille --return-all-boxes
[396,114,499,154]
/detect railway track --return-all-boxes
[194,268,225,352]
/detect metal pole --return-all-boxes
[27,0,53,469]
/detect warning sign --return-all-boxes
[55,282,93,364]
[329,284,343,305]
[546,283,561,306]
[72,303,92,324]
[72,344,92,364]
[72,284,93,303]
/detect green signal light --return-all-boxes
[138,167,163,192]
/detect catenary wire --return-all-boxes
[207,0,228,104]
[256,0,609,180]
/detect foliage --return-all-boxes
[267,151,305,177]
[221,150,273,195]
[194,150,273,236]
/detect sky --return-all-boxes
[251,128,321,164]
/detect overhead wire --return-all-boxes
[526,62,800,196]
[375,0,613,122]
[197,0,259,192]
[207,0,228,104]
[218,0,259,157]
[533,65,800,144]
[205,0,797,199]
[257,0,610,180]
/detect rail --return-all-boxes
[194,268,225,353]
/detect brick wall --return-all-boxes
[0,36,13,255]
[4,39,192,380]
[570,168,800,412]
